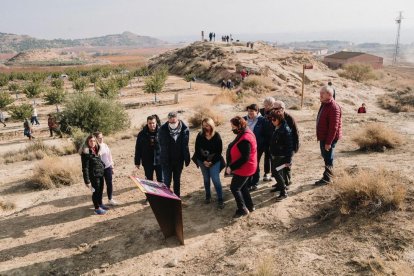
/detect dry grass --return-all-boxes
[241,76,275,94]
[253,257,276,276]
[338,63,376,82]
[212,90,238,104]
[27,156,81,190]
[352,123,404,152]
[378,88,414,113]
[189,106,224,128]
[0,200,16,211]
[2,140,77,164]
[334,168,407,215]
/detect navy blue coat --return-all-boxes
[244,115,268,151]
[134,125,161,167]
[158,121,191,167]
[269,121,293,163]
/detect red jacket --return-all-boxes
[316,99,342,145]
[230,129,257,176]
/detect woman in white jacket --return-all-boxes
[94,131,118,205]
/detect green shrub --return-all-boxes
[23,82,42,99]
[114,75,129,89]
[97,79,119,99]
[0,91,14,109]
[143,67,168,102]
[60,93,129,135]
[51,78,64,89]
[7,103,33,120]
[0,74,9,87]
[8,83,19,93]
[44,88,66,112]
[72,77,89,92]
[30,72,47,83]
[70,127,88,152]
[338,63,376,82]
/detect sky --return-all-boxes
[1,0,413,44]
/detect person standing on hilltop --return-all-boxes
[159,111,190,197]
[314,85,342,185]
[226,116,257,218]
[272,100,299,187]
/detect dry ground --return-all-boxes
[0,65,414,275]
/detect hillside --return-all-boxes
[0,31,167,53]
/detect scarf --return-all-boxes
[168,121,182,141]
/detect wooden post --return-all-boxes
[301,65,305,109]
[174,92,179,104]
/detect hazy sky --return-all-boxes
[1,0,413,43]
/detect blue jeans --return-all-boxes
[320,140,337,167]
[197,160,223,202]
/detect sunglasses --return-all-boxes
[271,118,278,122]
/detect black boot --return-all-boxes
[276,188,288,201]
[314,166,333,185]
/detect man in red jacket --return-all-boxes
[315,85,342,185]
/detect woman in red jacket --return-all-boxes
[226,116,257,218]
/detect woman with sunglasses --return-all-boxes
[269,111,293,200]
[80,134,108,215]
[225,116,257,218]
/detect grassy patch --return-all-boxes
[27,156,81,190]
[378,87,414,112]
[0,200,16,211]
[352,123,403,152]
[188,106,223,128]
[334,169,407,215]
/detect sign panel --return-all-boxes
[130,176,184,245]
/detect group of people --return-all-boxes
[81,84,342,218]
[221,79,234,90]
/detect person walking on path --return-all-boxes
[259,97,276,182]
[315,85,342,185]
[135,115,163,183]
[272,100,299,187]
[47,114,62,138]
[193,118,225,209]
[80,134,108,215]
[23,118,35,140]
[31,105,40,125]
[159,111,190,197]
[95,131,118,206]
[268,111,293,200]
[243,104,268,191]
[0,110,6,127]
[226,116,257,218]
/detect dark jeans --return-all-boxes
[162,163,183,197]
[271,156,287,188]
[91,177,104,209]
[143,164,163,182]
[250,148,265,187]
[197,160,223,201]
[49,127,62,137]
[31,116,39,125]
[230,174,254,212]
[103,167,113,200]
[263,147,271,175]
[320,140,338,167]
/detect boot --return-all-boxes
[314,166,333,185]
[276,187,288,201]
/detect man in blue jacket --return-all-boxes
[244,104,268,191]
[158,112,190,197]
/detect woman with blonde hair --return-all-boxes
[193,118,225,209]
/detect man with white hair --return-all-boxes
[315,85,342,185]
[259,97,276,181]
[272,100,299,187]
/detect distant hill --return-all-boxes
[0,31,167,53]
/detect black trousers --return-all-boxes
[230,174,254,211]
[91,177,104,209]
[271,156,286,188]
[264,147,271,175]
[144,164,163,182]
[103,167,113,200]
[250,148,265,186]
[162,163,183,197]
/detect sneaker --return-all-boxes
[314,179,329,186]
[263,175,272,182]
[204,197,212,204]
[249,185,258,191]
[248,205,256,212]
[94,208,107,215]
[218,201,225,209]
[108,199,119,206]
[99,204,110,210]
